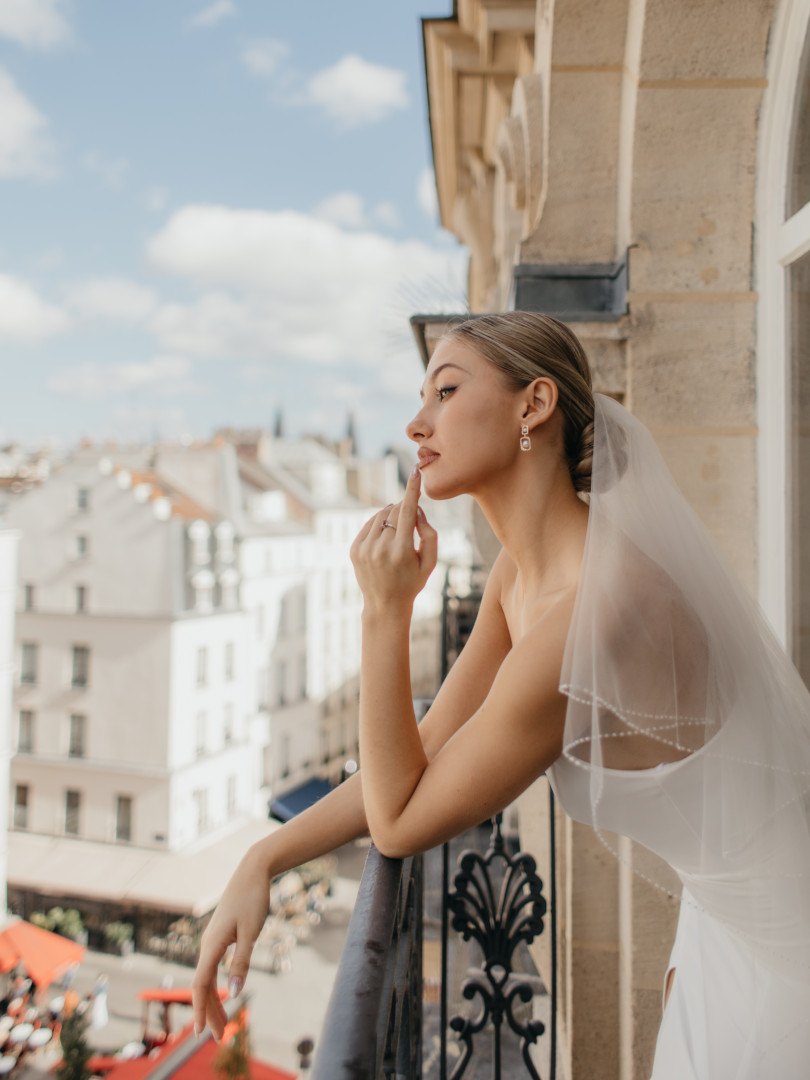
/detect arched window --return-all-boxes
[757,0,810,677]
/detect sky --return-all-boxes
[0,0,468,456]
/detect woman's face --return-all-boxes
[406,336,524,501]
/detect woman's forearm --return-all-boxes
[248,770,369,879]
[359,606,428,850]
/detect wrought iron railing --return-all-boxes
[311,801,557,1080]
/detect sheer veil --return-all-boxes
[556,393,810,981]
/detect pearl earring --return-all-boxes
[520,424,531,451]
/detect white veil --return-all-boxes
[557,393,810,982]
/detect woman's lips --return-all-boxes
[418,452,440,468]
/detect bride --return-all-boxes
[192,311,810,1078]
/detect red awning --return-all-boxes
[101,1025,295,1080]
[0,919,85,989]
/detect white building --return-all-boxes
[5,449,260,855]
[0,530,19,915]
[1,427,474,919]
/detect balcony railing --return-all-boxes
[312,801,557,1080]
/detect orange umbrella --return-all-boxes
[0,920,85,989]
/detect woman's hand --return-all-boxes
[350,467,438,616]
[191,843,272,1040]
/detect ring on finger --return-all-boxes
[381,520,396,531]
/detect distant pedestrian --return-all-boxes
[90,975,108,1030]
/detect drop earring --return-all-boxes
[520,424,531,451]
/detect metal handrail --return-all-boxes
[311,845,422,1080]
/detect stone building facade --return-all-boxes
[421,0,810,1075]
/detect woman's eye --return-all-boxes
[437,386,456,401]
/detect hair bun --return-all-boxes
[572,420,594,493]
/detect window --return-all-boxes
[298,655,307,701]
[223,703,234,745]
[196,712,206,758]
[227,775,237,816]
[196,647,207,687]
[76,535,88,558]
[76,487,90,512]
[20,642,37,685]
[68,714,86,758]
[75,585,87,614]
[193,789,208,834]
[276,661,287,707]
[224,641,234,682]
[23,584,34,612]
[13,785,28,830]
[64,790,81,836]
[115,795,132,843]
[17,710,34,753]
[71,646,90,688]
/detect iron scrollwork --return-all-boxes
[447,815,548,1080]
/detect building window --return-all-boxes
[115,795,132,843]
[76,535,88,559]
[76,487,90,513]
[196,647,207,687]
[193,789,208,834]
[68,714,86,758]
[227,775,237,816]
[75,585,87,614]
[196,712,206,758]
[223,703,234,745]
[276,661,287,707]
[224,641,234,682]
[13,785,28,830]
[20,642,37,685]
[64,790,81,836]
[17,710,34,753]
[71,645,90,688]
[23,584,34,612]
[298,654,307,701]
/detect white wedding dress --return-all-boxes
[548,743,810,1078]
[548,393,810,1077]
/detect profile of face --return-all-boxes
[406,336,553,501]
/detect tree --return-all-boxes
[56,1006,92,1080]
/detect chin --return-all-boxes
[420,469,467,502]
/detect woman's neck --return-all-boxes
[474,455,589,598]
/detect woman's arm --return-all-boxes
[353,468,568,858]
[192,524,513,1039]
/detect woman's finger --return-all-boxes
[396,467,420,539]
[416,506,438,572]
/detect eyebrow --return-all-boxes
[419,362,468,401]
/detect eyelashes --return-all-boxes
[437,386,456,401]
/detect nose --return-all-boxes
[406,406,430,443]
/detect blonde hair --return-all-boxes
[445,311,595,493]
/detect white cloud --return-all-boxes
[66,277,158,323]
[241,37,289,79]
[0,0,71,49]
[417,167,439,222]
[0,273,68,341]
[146,203,466,374]
[306,54,408,127]
[0,67,56,178]
[373,201,401,230]
[187,1,236,30]
[48,355,196,401]
[83,150,128,188]
[313,191,366,229]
